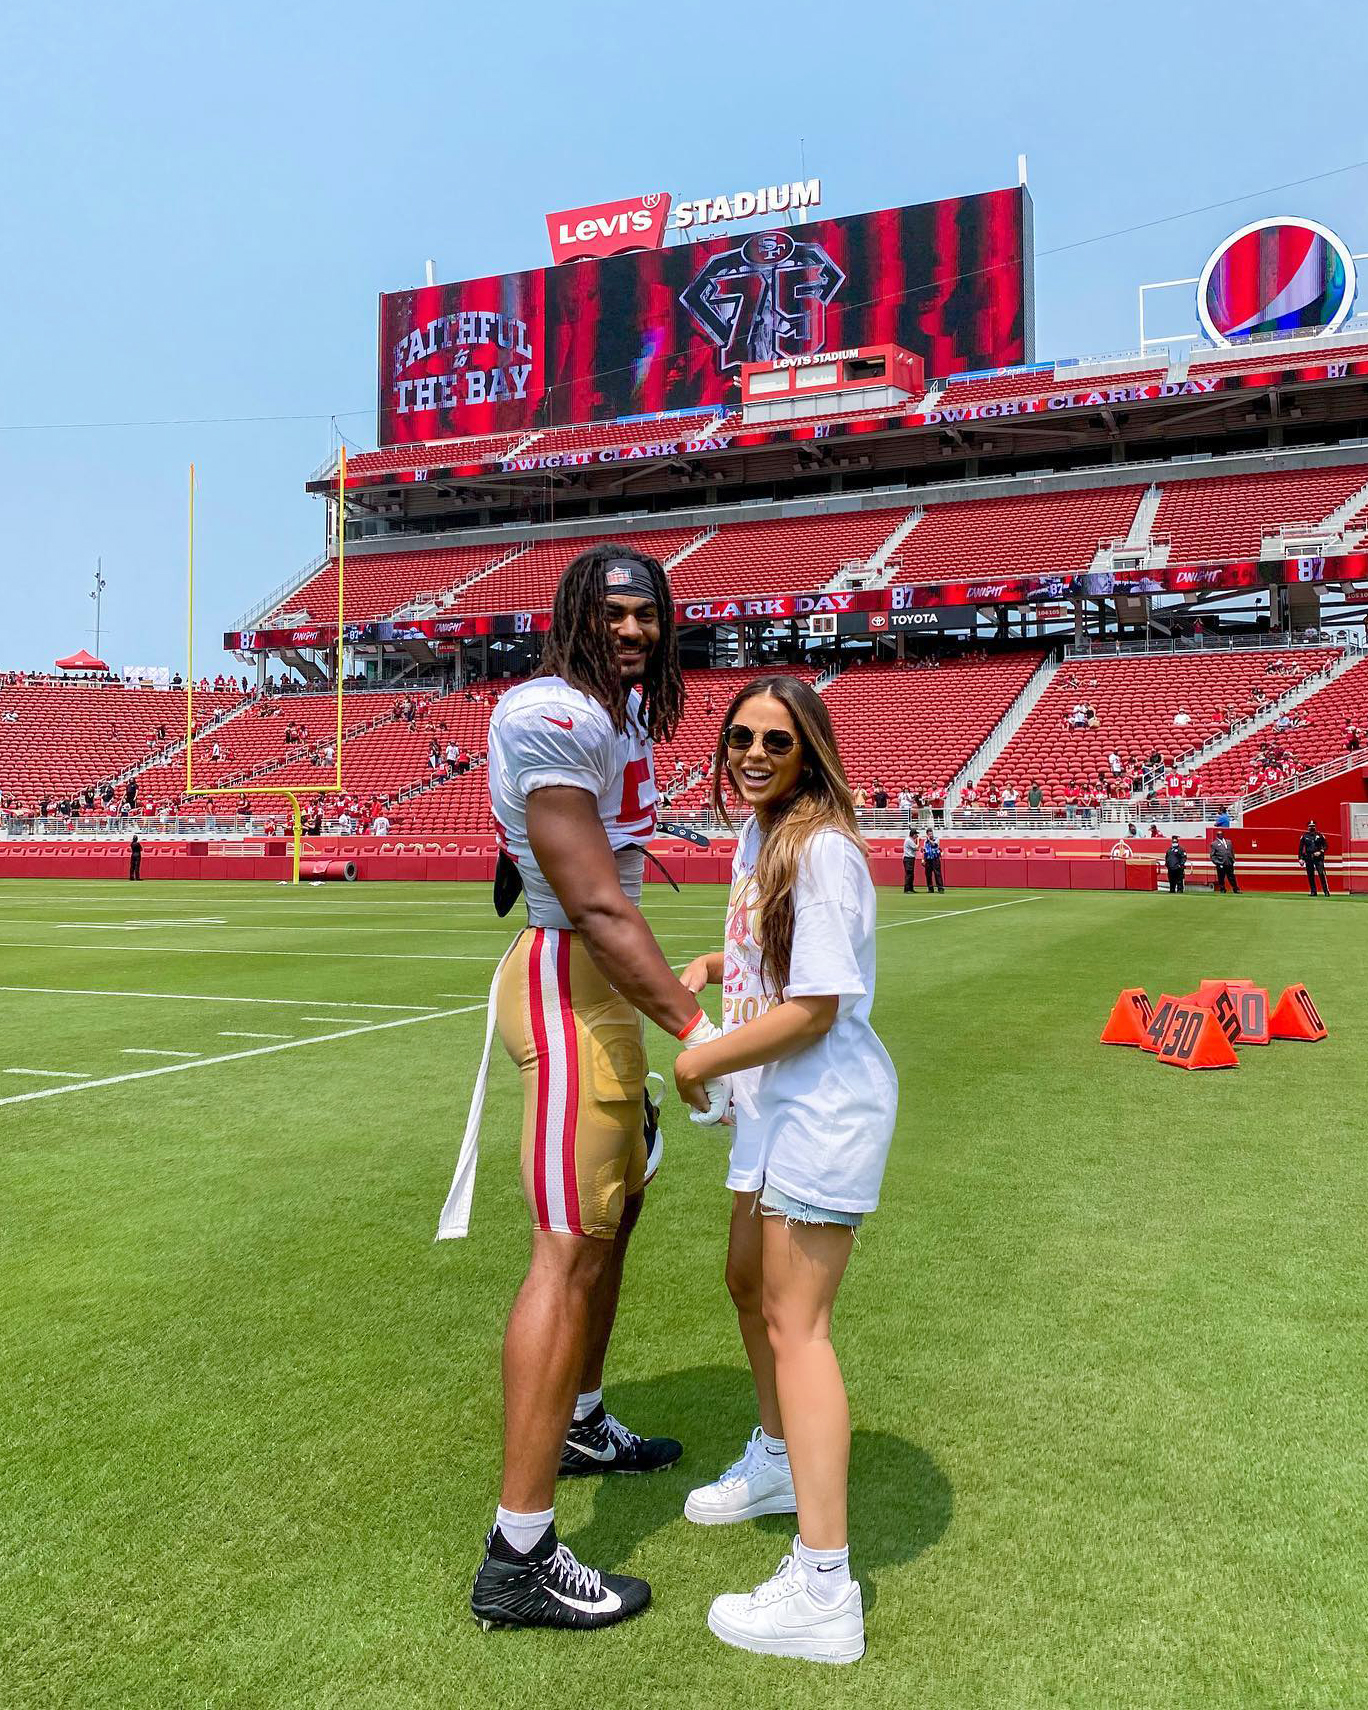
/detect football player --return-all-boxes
[442,545,725,1631]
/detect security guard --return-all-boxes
[922,831,945,893]
[902,826,919,893]
[1299,821,1330,895]
[1164,835,1187,893]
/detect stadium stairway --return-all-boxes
[946,654,1060,804]
[1184,653,1368,796]
[976,646,1342,804]
[1174,650,1361,783]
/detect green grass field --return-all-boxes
[3,878,1366,1709]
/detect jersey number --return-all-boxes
[618,757,654,829]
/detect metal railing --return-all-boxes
[1070,632,1363,658]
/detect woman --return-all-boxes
[674,675,897,1666]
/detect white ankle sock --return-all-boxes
[573,1388,602,1422]
[796,1538,851,1603]
[759,1428,789,1465]
[494,1504,554,1555]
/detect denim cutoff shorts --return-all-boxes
[758,1184,864,1229]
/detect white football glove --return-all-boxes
[678,1011,732,1127]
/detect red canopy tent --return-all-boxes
[54,649,108,672]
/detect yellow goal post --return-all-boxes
[184,449,349,883]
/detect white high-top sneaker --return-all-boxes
[684,1427,797,1525]
[707,1542,865,1664]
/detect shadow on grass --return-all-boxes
[567,1363,951,1607]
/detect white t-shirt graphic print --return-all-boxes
[722,818,898,1213]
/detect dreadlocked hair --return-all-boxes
[537,544,684,742]
[710,674,865,1003]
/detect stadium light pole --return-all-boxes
[90,559,107,660]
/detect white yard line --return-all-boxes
[297,1015,363,1023]
[3,1067,91,1080]
[218,1030,292,1040]
[122,1048,202,1059]
[876,896,1044,931]
[0,1003,483,1109]
[0,984,439,1012]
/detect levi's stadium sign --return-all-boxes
[546,194,672,265]
[546,179,822,263]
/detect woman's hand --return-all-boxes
[673,1051,711,1113]
[679,955,714,995]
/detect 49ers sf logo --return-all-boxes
[679,229,846,374]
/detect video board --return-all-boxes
[378,187,1034,444]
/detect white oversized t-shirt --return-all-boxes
[488,678,657,930]
[722,818,898,1213]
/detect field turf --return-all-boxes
[3,878,1365,1709]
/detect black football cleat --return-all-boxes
[470,1523,650,1631]
[559,1402,683,1478]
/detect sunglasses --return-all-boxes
[724,723,798,757]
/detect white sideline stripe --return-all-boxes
[0,1004,483,1109]
[4,921,711,941]
[218,1030,291,1040]
[876,896,1044,931]
[122,1048,201,1059]
[298,1015,364,1023]
[4,1067,91,1080]
[0,984,438,1012]
[0,941,502,963]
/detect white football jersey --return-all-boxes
[488,677,658,930]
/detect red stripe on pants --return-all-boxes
[554,930,582,1235]
[525,929,551,1230]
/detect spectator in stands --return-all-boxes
[428,741,441,772]
[125,778,137,807]
[1001,784,1019,813]
[1085,705,1100,730]
[852,784,867,810]
[1299,822,1330,895]
[1108,750,1123,777]
[1027,781,1043,811]
[897,787,913,817]
[922,830,945,892]
[1210,831,1241,894]
[902,826,919,892]
[1164,836,1188,893]
[872,781,888,811]
[928,786,945,826]
[445,740,459,776]
[372,811,391,836]
[211,740,222,762]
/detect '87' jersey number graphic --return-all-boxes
[679,229,846,373]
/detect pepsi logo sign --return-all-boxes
[1197,217,1357,345]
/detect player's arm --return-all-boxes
[527,785,700,1036]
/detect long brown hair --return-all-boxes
[537,544,684,741]
[710,674,864,1001]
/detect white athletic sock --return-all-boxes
[494,1504,555,1556]
[759,1428,789,1465]
[573,1388,603,1422]
[796,1538,851,1603]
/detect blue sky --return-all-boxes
[3,0,1366,675]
